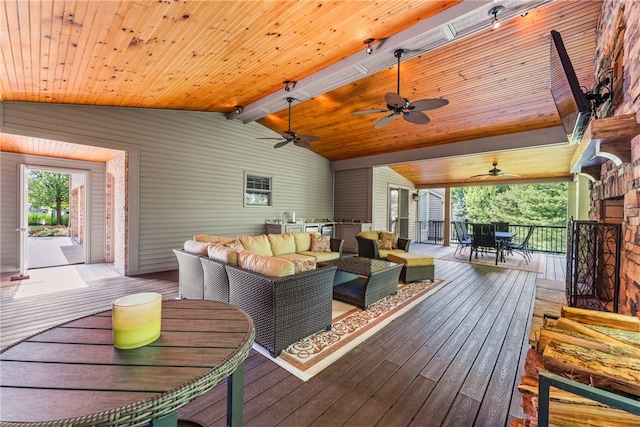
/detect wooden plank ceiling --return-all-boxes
[0,0,602,187]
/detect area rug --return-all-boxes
[439,250,540,273]
[252,278,449,381]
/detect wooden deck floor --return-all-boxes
[1,245,566,426]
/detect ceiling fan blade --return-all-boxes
[279,130,297,139]
[293,140,312,149]
[501,173,521,178]
[403,111,430,125]
[384,92,406,108]
[296,135,320,143]
[374,113,397,128]
[352,109,389,115]
[273,140,290,149]
[408,98,449,111]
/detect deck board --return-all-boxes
[1,246,566,426]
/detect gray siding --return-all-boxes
[372,166,416,237]
[1,102,333,274]
[0,153,106,272]
[334,168,372,221]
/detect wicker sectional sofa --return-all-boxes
[173,232,342,356]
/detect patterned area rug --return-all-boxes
[439,250,540,272]
[253,278,449,381]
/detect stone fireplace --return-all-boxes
[587,0,640,315]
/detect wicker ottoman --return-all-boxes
[386,252,435,283]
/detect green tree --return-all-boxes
[29,171,69,225]
[451,182,567,225]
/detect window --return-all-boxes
[244,173,272,207]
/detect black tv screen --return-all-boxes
[549,30,592,144]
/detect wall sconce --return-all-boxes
[488,5,505,29]
[413,193,420,202]
[234,105,243,114]
[363,38,374,55]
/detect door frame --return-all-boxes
[19,164,90,270]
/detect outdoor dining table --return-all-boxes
[0,299,254,427]
[495,231,517,262]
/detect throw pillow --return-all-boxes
[222,239,244,252]
[377,238,392,250]
[310,234,331,252]
[379,231,399,249]
[290,258,316,273]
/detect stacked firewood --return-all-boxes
[513,306,640,426]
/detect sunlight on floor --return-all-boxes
[4,264,120,299]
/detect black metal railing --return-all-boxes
[415,220,445,244]
[415,221,567,254]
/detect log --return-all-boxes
[543,341,640,398]
[554,318,640,350]
[561,307,640,331]
[518,382,640,427]
[537,327,640,358]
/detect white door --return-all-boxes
[17,164,30,276]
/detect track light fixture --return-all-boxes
[363,38,374,55]
[283,80,296,92]
[488,5,505,29]
[234,105,243,114]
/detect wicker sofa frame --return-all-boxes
[173,249,230,302]
[173,247,339,357]
[225,263,337,357]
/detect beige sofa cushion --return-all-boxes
[358,230,379,240]
[291,232,314,252]
[193,235,235,244]
[267,233,296,256]
[184,240,210,255]
[378,248,408,260]
[238,234,273,256]
[238,250,294,277]
[274,253,316,263]
[207,243,238,265]
[298,250,340,262]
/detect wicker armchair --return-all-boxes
[355,234,411,260]
[225,263,337,357]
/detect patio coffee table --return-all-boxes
[319,256,402,309]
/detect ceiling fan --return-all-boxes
[469,162,521,179]
[257,97,319,149]
[352,49,449,128]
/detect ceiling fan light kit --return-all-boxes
[488,5,505,29]
[363,38,375,55]
[469,162,521,180]
[352,48,448,128]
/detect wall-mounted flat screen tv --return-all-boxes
[549,30,592,145]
